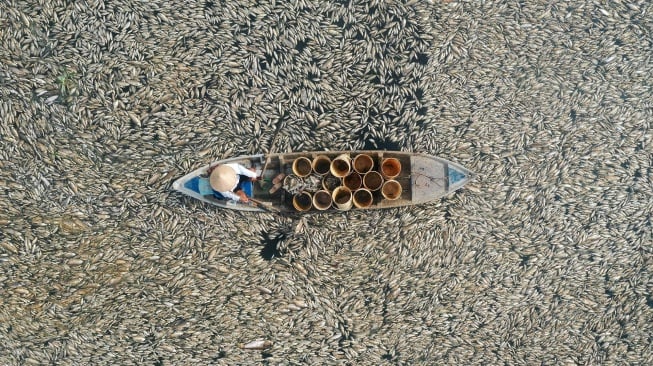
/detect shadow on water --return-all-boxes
[260,231,286,260]
[362,137,401,151]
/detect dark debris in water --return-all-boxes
[260,231,286,260]
[211,350,226,362]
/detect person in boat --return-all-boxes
[208,163,258,203]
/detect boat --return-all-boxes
[172,151,474,213]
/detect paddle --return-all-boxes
[260,115,285,181]
[249,197,282,213]
[249,197,306,221]
[248,114,295,216]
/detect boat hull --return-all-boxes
[172,151,473,213]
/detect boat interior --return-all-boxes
[179,151,468,212]
[251,151,413,211]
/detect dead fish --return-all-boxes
[240,340,272,350]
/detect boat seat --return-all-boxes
[185,176,226,199]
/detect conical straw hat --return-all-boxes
[210,165,237,192]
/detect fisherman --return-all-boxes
[209,163,259,203]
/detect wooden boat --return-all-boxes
[172,151,474,213]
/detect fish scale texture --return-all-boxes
[0,0,651,365]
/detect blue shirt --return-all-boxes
[218,163,257,201]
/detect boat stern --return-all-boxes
[446,162,474,193]
[410,154,474,204]
[172,179,182,191]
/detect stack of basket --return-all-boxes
[289,154,402,211]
